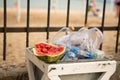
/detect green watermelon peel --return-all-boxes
[32,43,66,63]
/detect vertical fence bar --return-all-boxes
[84,0,89,27]
[26,0,30,47]
[101,0,106,32]
[3,0,7,60]
[66,0,70,27]
[46,0,51,42]
[100,0,106,50]
[115,12,120,53]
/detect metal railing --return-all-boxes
[0,0,120,60]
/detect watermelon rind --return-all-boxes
[32,47,66,63]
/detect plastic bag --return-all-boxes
[77,27,104,52]
[52,27,104,60]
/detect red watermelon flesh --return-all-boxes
[33,43,65,63]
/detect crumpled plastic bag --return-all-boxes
[53,27,104,60]
[54,27,103,51]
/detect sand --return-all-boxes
[0,8,120,79]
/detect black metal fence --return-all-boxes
[0,0,120,60]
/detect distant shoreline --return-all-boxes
[0,7,115,13]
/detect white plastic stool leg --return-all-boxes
[98,72,114,80]
[27,59,35,80]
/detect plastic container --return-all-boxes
[62,47,79,61]
[94,50,105,59]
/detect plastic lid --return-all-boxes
[71,47,79,54]
[88,53,95,59]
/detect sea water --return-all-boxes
[0,0,115,12]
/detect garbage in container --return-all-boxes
[32,26,105,62]
[53,27,105,61]
[26,26,116,80]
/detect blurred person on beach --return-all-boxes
[115,0,120,17]
[88,0,102,18]
[13,2,18,10]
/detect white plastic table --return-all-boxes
[26,48,116,80]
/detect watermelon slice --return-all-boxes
[32,42,66,63]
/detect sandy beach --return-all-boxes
[0,8,120,79]
[0,8,119,27]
